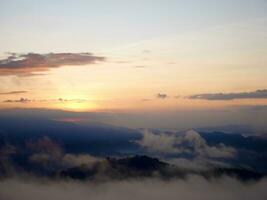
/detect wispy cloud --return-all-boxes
[0,91,28,95]
[0,52,106,76]
[188,89,267,100]
[156,93,168,99]
[141,98,151,102]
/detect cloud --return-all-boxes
[168,157,231,172]
[29,153,55,166]
[26,137,101,168]
[137,130,236,158]
[138,129,179,153]
[0,144,17,174]
[0,176,266,200]
[2,97,87,103]
[0,145,16,158]
[27,137,63,166]
[0,52,105,76]
[29,153,101,168]
[26,137,63,157]
[0,91,28,95]
[188,89,267,100]
[141,99,151,102]
[184,130,236,158]
[3,97,31,103]
[62,154,102,168]
[156,93,168,99]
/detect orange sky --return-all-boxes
[0,1,267,112]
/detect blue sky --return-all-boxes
[1,0,266,52]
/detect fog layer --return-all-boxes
[0,176,266,200]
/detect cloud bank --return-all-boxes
[188,89,267,100]
[3,98,31,103]
[0,52,105,76]
[0,176,266,200]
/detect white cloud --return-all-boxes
[137,129,181,153]
[138,129,236,158]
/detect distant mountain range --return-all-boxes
[1,109,267,181]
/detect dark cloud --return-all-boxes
[0,91,28,95]
[0,52,106,76]
[156,93,168,99]
[3,97,31,103]
[2,98,87,103]
[188,89,267,100]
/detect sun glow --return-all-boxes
[55,100,97,111]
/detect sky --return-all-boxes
[0,0,267,116]
[2,2,267,198]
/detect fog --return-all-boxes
[0,176,266,200]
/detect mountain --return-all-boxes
[0,116,142,156]
[58,155,265,181]
[1,112,267,180]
